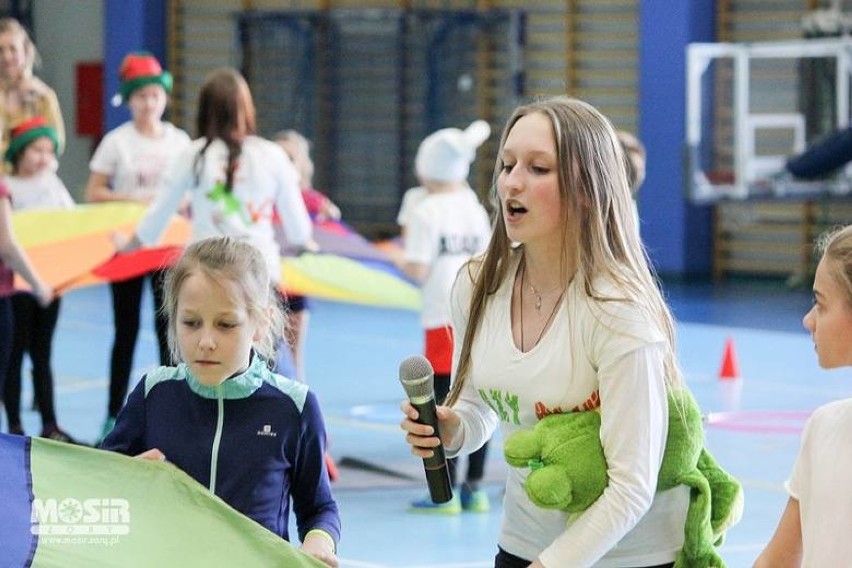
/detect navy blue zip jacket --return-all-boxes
[101,354,340,547]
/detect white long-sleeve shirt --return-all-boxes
[446,251,688,567]
[136,136,312,284]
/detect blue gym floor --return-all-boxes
[7,277,851,567]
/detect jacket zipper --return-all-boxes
[209,388,225,494]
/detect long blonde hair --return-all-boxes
[162,236,285,365]
[446,96,681,406]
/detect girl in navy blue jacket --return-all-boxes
[101,236,340,566]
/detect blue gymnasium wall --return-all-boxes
[104,0,167,131]
[639,0,716,277]
[104,1,719,278]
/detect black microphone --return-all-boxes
[398,354,453,504]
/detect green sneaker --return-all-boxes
[98,417,117,446]
[461,486,490,512]
[408,493,461,515]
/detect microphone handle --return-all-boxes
[411,399,453,503]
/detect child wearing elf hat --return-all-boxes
[395,120,494,514]
[2,115,77,443]
[85,52,191,442]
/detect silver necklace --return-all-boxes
[524,260,563,312]
[519,258,565,351]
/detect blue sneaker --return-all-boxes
[408,493,461,515]
[461,486,490,512]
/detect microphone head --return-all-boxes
[398,355,435,400]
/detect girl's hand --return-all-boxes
[320,200,341,222]
[399,401,460,458]
[111,231,131,252]
[301,532,338,567]
[112,231,142,254]
[304,238,320,253]
[135,448,166,461]
[33,283,54,308]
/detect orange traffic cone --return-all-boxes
[718,337,740,381]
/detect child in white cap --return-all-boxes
[396,120,493,514]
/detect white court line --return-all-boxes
[44,365,157,395]
[59,319,113,333]
[325,416,400,433]
[406,560,494,568]
[53,378,107,393]
[737,478,786,492]
[719,543,767,553]
[339,560,388,568]
[338,559,492,568]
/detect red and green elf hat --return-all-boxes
[111,52,173,107]
[5,116,59,163]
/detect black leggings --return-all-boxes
[494,548,674,568]
[435,373,489,486]
[4,293,61,429]
[108,271,169,417]
[0,296,11,398]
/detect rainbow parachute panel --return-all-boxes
[12,203,420,311]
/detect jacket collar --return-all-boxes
[184,352,266,400]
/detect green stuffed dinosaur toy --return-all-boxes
[503,388,743,568]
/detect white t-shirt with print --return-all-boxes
[89,122,191,201]
[135,136,312,285]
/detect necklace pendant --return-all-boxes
[534,297,542,312]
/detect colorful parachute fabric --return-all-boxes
[11,203,189,292]
[0,434,324,567]
[12,203,421,311]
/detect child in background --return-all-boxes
[396,119,493,514]
[0,179,52,434]
[276,130,341,224]
[274,129,338,382]
[116,67,312,385]
[616,130,646,230]
[85,52,191,441]
[101,236,340,566]
[2,116,76,442]
[755,224,852,567]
